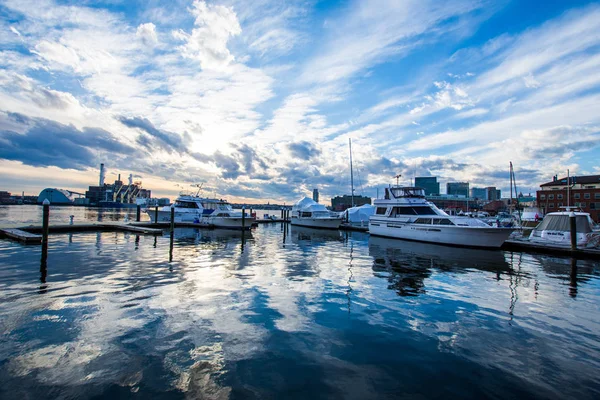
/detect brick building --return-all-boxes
[537,175,600,222]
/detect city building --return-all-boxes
[536,174,600,222]
[470,187,486,199]
[331,195,371,211]
[485,186,500,201]
[446,182,469,197]
[313,188,319,203]
[415,177,440,196]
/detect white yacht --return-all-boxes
[529,209,599,247]
[369,186,514,248]
[147,195,254,230]
[290,197,343,229]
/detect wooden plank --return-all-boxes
[0,228,42,244]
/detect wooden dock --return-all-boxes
[503,239,600,259]
[0,228,43,244]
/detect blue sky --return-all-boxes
[0,0,599,202]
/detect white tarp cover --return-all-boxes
[292,197,329,212]
[535,214,593,233]
[345,204,375,223]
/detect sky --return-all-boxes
[0,0,599,203]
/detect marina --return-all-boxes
[0,205,599,399]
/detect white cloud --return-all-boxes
[173,0,242,70]
[136,22,158,47]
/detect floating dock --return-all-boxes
[503,238,600,259]
[0,228,43,244]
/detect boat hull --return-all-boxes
[290,216,342,229]
[368,219,513,248]
[147,210,254,230]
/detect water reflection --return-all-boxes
[368,236,510,297]
[1,224,600,399]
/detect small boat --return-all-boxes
[369,186,514,248]
[290,197,343,229]
[529,208,599,247]
[147,194,254,230]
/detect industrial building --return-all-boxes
[331,195,371,211]
[537,174,600,222]
[85,164,152,207]
[414,177,440,196]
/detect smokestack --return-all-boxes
[118,173,121,183]
[99,163,105,186]
[128,174,133,186]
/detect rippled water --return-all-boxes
[1,207,600,399]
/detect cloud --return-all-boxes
[287,141,321,160]
[0,113,134,170]
[118,116,190,154]
[172,0,242,70]
[136,22,158,47]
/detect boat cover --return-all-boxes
[292,197,329,212]
[344,204,375,223]
[534,214,593,233]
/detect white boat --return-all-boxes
[368,186,514,248]
[529,209,599,247]
[147,194,254,230]
[290,197,343,229]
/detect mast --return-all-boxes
[567,169,570,208]
[349,138,355,208]
[510,162,514,214]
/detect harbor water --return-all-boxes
[1,205,600,398]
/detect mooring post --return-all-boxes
[136,205,141,222]
[281,208,283,219]
[154,206,159,223]
[569,212,577,251]
[242,206,246,230]
[170,206,175,233]
[249,208,253,219]
[42,199,50,245]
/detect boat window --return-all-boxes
[174,201,198,209]
[376,207,387,215]
[300,212,312,218]
[432,218,454,225]
[414,218,432,224]
[413,207,436,215]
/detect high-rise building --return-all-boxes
[446,182,469,197]
[485,186,499,201]
[415,177,440,196]
[312,188,319,203]
[470,187,486,199]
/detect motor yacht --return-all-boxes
[290,197,343,229]
[147,194,254,230]
[528,208,599,247]
[368,186,514,248]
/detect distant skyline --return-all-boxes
[1,0,599,203]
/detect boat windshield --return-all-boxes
[535,214,592,233]
[391,206,437,216]
[388,187,425,198]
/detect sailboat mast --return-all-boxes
[349,138,355,208]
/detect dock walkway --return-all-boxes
[0,228,43,244]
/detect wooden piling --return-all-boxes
[136,205,141,222]
[170,206,175,233]
[154,206,159,223]
[242,207,246,230]
[570,213,577,250]
[42,200,50,245]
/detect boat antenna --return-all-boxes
[395,174,402,187]
[349,138,355,208]
[191,183,203,197]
